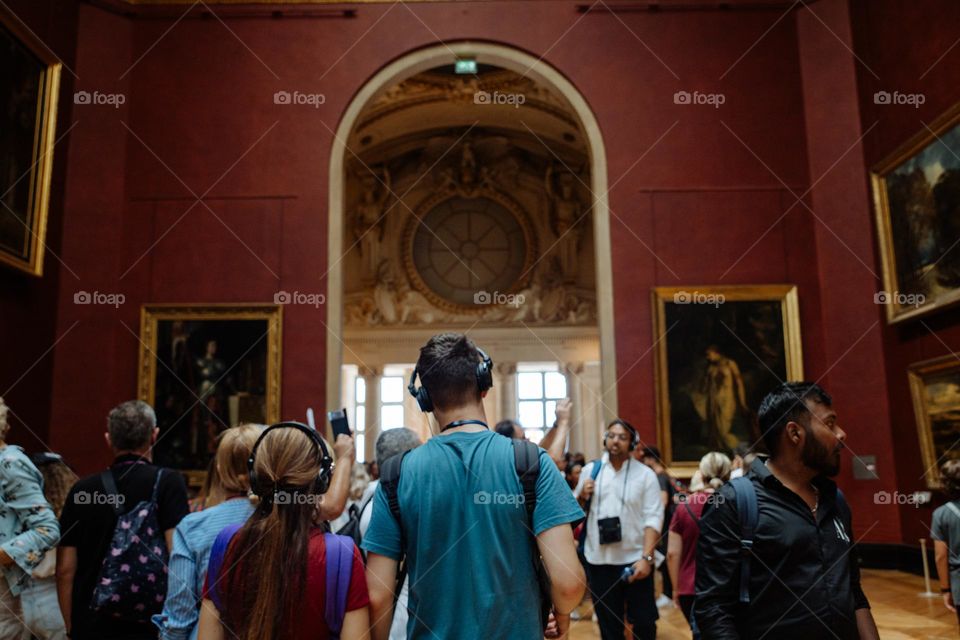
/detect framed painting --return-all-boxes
[872,101,960,323]
[0,6,61,276]
[908,354,960,489]
[138,304,282,473]
[652,285,803,476]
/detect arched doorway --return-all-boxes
[327,42,616,458]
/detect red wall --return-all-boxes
[4,0,952,545]
[849,0,960,546]
[0,0,78,451]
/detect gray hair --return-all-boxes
[375,428,421,466]
[107,400,156,452]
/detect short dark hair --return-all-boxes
[732,443,751,459]
[107,400,156,452]
[416,333,484,411]
[607,419,637,444]
[641,446,662,462]
[757,382,832,456]
[495,420,520,439]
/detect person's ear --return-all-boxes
[786,421,803,444]
[481,390,488,399]
[151,427,159,444]
[104,432,112,449]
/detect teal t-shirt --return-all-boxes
[361,430,583,640]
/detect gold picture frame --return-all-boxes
[652,285,803,477]
[908,354,960,489]
[0,5,61,276]
[871,101,960,323]
[138,304,282,470]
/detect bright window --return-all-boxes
[354,376,366,463]
[516,364,567,444]
[380,375,405,430]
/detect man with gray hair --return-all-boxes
[57,400,189,640]
[359,428,422,640]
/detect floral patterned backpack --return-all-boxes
[90,468,169,622]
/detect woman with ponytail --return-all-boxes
[196,424,370,640]
[666,451,732,636]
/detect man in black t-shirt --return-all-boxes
[56,400,189,640]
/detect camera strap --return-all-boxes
[596,459,630,514]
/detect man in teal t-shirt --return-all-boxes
[363,333,585,640]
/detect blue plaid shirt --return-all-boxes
[152,497,254,640]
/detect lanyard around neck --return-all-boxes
[441,419,488,433]
[597,459,630,513]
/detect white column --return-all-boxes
[496,362,517,423]
[564,362,585,454]
[360,365,382,463]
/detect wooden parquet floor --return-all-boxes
[568,569,957,639]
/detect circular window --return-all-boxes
[410,196,530,309]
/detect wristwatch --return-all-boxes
[642,553,654,563]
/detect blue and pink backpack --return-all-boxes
[90,469,169,622]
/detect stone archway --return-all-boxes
[326,42,618,433]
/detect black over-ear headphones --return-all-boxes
[408,347,494,413]
[247,421,334,499]
[604,418,640,452]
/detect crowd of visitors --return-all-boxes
[0,333,952,639]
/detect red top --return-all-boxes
[204,529,370,639]
[669,491,713,596]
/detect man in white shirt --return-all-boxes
[574,420,664,640]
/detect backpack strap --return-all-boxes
[512,439,540,525]
[206,523,243,612]
[730,476,758,605]
[150,468,164,502]
[379,451,410,528]
[378,451,411,605]
[577,459,603,551]
[99,470,124,517]
[323,533,355,639]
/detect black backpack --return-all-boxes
[380,438,551,629]
[335,491,376,554]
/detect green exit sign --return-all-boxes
[455,58,477,74]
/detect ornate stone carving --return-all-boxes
[545,164,587,283]
[352,165,391,285]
